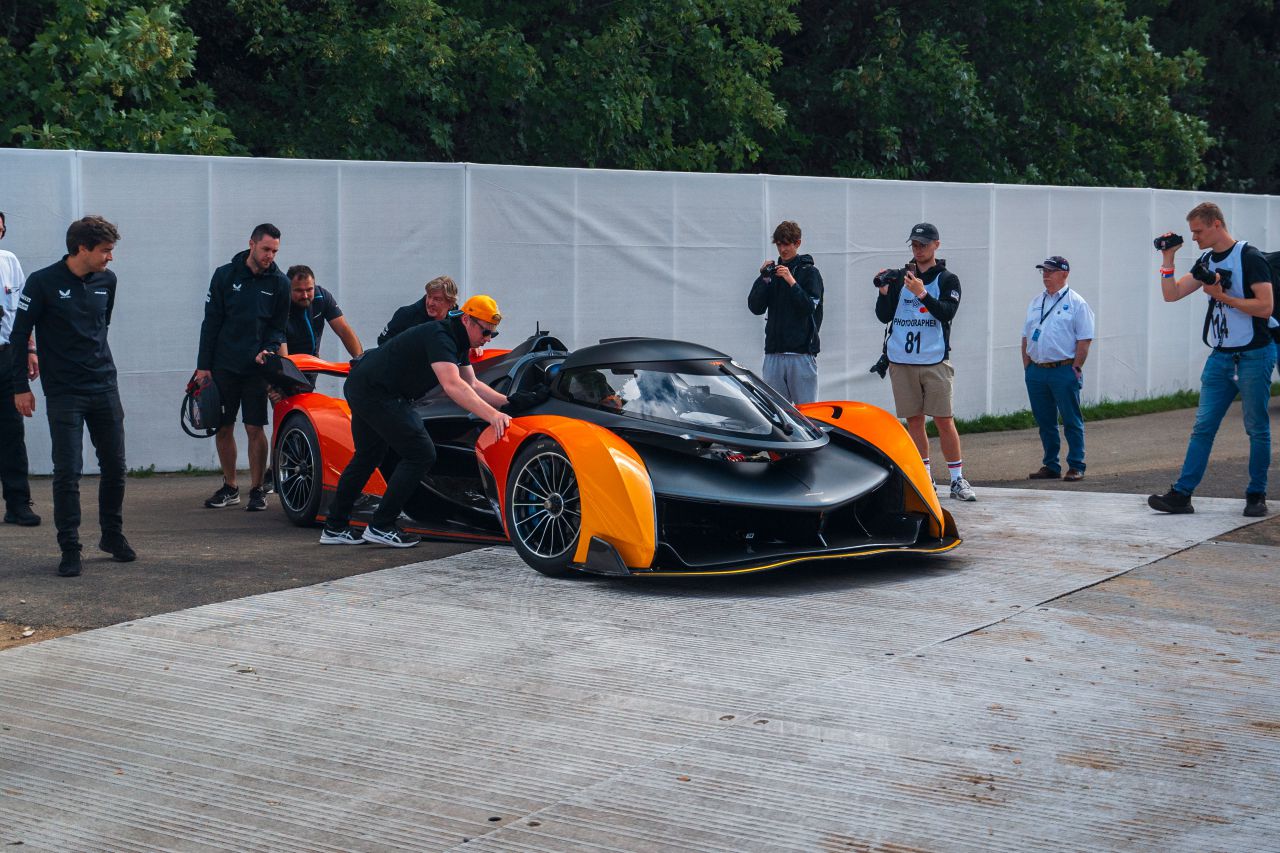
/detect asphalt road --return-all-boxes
[2,397,1278,636]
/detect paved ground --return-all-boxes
[1,488,1275,851]
[1,398,1277,641]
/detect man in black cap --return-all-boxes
[1021,256,1094,482]
[874,222,974,501]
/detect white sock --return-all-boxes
[949,461,963,482]
[921,457,930,472]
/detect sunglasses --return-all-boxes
[478,325,499,340]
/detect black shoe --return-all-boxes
[58,549,82,577]
[99,533,137,562]
[245,486,268,512]
[4,502,41,526]
[1244,493,1267,518]
[1148,487,1194,514]
[204,483,240,508]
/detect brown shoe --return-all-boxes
[1028,466,1059,479]
[1063,469,1085,482]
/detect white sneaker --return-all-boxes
[950,478,977,501]
[319,526,365,545]
[361,525,422,548]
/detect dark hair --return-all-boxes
[288,264,315,282]
[772,220,802,245]
[251,223,281,242]
[66,216,120,254]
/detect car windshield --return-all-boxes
[558,360,811,437]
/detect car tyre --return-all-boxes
[505,437,581,577]
[275,414,323,526]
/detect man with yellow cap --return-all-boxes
[320,294,513,547]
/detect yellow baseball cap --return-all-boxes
[461,294,502,325]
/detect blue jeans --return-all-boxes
[1024,364,1084,473]
[762,353,818,404]
[1175,346,1276,496]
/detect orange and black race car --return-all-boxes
[269,332,960,577]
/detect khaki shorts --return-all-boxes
[888,360,954,418]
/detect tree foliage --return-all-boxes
[0,0,238,154]
[3,0,1274,191]
[761,0,1210,188]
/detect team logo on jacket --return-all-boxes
[58,289,71,299]
[233,283,242,292]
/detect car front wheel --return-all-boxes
[275,414,323,526]
[504,437,581,576]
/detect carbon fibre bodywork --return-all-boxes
[270,333,960,576]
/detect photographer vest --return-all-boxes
[1201,241,1266,350]
[887,274,946,364]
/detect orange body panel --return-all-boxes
[478,416,656,569]
[287,354,351,376]
[799,401,946,537]
[273,394,387,495]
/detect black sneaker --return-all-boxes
[4,502,41,526]
[99,533,137,562]
[204,483,240,508]
[1148,487,1194,514]
[1244,493,1267,518]
[262,467,275,495]
[58,549,82,577]
[245,487,268,512]
[319,525,365,545]
[361,525,421,548]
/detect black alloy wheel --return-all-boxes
[276,414,323,525]
[505,437,582,576]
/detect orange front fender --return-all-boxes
[799,401,948,538]
[478,416,656,569]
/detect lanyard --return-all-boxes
[306,309,317,354]
[1038,287,1069,326]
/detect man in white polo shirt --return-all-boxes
[1021,256,1095,481]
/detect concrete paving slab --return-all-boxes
[0,488,1275,851]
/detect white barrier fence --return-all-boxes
[2,149,1277,473]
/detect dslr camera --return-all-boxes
[873,267,906,289]
[868,352,890,379]
[762,261,778,276]
[1153,233,1184,251]
[1190,260,1231,288]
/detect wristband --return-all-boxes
[1160,268,1174,278]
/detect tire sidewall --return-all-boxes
[504,436,580,577]
[275,414,323,526]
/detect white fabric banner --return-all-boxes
[1,150,1275,473]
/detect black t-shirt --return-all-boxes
[286,285,343,355]
[354,315,470,399]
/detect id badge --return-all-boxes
[1031,328,1041,341]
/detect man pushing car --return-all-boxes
[319,295,514,548]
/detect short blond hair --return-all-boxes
[1187,202,1226,228]
[425,275,458,304]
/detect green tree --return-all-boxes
[761,0,1210,188]
[0,0,238,154]
[1128,0,1280,194]
[184,0,797,171]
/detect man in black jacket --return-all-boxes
[748,221,824,404]
[10,216,134,576]
[377,275,458,345]
[195,224,290,512]
[874,222,974,501]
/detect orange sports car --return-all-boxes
[269,333,960,577]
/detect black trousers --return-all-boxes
[45,390,127,550]
[0,349,32,509]
[326,376,436,530]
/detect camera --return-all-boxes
[1153,233,1184,251]
[874,267,906,289]
[868,352,889,379]
[1190,260,1231,287]
[762,261,777,276]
